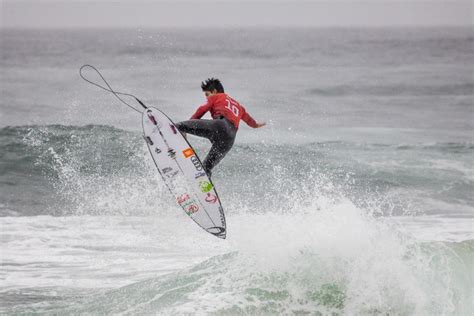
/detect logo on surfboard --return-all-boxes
[167,148,176,159]
[195,172,206,179]
[182,148,194,158]
[177,193,199,215]
[170,124,178,134]
[190,156,203,171]
[199,181,213,193]
[145,136,154,145]
[186,204,199,215]
[205,193,218,203]
[162,167,178,178]
[147,112,160,126]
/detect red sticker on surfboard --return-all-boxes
[183,148,194,158]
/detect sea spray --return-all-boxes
[42,200,471,315]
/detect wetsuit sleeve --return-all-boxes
[190,102,211,119]
[240,106,258,128]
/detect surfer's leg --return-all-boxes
[202,119,237,175]
[202,139,235,176]
[175,120,215,140]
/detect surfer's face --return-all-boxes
[204,90,218,98]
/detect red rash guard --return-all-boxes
[190,93,258,129]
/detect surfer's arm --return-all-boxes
[190,103,211,119]
[241,106,265,128]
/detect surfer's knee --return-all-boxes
[205,167,212,178]
[175,121,185,131]
[219,138,234,154]
[175,121,194,134]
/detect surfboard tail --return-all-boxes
[207,227,226,239]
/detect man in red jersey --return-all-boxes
[175,78,265,177]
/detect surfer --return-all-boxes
[176,78,265,177]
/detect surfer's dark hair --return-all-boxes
[201,78,224,93]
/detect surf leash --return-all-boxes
[79,64,147,113]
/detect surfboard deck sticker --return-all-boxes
[142,107,226,239]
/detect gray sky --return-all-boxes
[1,0,473,28]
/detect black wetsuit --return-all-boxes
[175,116,237,176]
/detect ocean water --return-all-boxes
[1,28,473,314]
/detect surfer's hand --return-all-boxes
[255,122,266,128]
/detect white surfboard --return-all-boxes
[142,107,226,239]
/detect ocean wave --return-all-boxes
[1,125,472,217]
[6,211,471,315]
[0,124,142,176]
[72,238,472,315]
[2,124,472,164]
